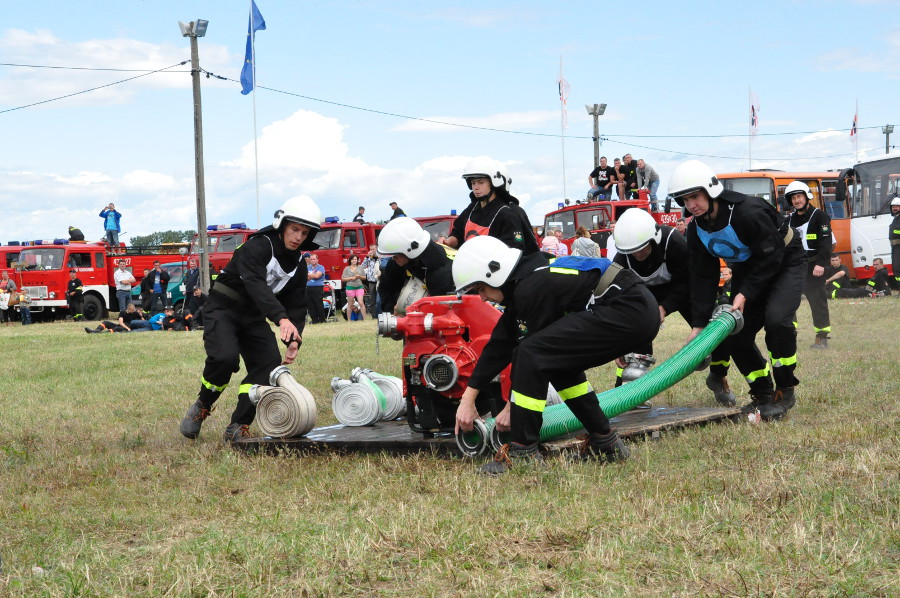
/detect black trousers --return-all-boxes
[833,287,869,299]
[802,262,830,337]
[68,294,82,318]
[306,285,326,323]
[196,295,302,426]
[723,259,804,395]
[510,278,660,445]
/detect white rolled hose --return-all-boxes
[351,367,406,420]
[247,366,318,438]
[331,382,384,426]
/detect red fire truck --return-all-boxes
[14,240,171,320]
[542,190,679,256]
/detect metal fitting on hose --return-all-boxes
[711,304,744,335]
[455,419,491,457]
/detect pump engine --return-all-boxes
[377,294,509,436]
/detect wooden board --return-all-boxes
[234,405,742,457]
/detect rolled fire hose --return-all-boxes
[455,306,744,456]
[331,375,388,426]
[351,367,406,420]
[248,365,318,438]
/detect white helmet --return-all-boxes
[668,160,724,206]
[890,196,900,207]
[273,196,322,231]
[377,217,431,259]
[452,235,521,293]
[462,158,511,191]
[784,180,813,202]
[614,208,661,254]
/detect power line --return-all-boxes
[0,61,189,115]
[0,62,191,73]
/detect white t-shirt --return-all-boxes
[114,268,135,291]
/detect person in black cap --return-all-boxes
[66,269,84,320]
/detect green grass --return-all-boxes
[1,299,898,597]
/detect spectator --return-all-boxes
[66,269,84,321]
[305,253,327,324]
[447,159,540,256]
[377,217,454,315]
[361,245,380,314]
[675,218,687,235]
[18,292,32,325]
[148,310,166,331]
[161,305,188,331]
[147,261,171,312]
[138,268,153,311]
[84,303,151,333]
[605,221,618,261]
[619,154,639,200]
[540,233,560,255]
[553,229,569,256]
[184,259,200,296]
[587,156,617,201]
[823,254,868,299]
[68,226,85,242]
[113,260,135,312]
[0,270,17,294]
[99,203,122,250]
[184,286,207,329]
[636,159,661,208]
[353,206,366,224]
[571,226,601,257]
[341,254,367,321]
[389,201,406,220]
[179,197,321,443]
[612,158,625,200]
[0,289,10,326]
[866,258,893,296]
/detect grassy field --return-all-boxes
[1,299,898,597]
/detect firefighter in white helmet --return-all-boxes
[669,160,805,421]
[784,180,834,348]
[376,216,454,314]
[444,158,539,254]
[453,235,660,475]
[180,196,322,443]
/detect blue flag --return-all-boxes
[240,1,266,95]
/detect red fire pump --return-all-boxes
[377,294,511,436]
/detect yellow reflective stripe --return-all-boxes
[239,383,253,395]
[831,289,837,299]
[745,363,770,383]
[813,326,831,333]
[548,267,579,275]
[867,280,875,288]
[201,377,227,392]
[792,321,798,329]
[710,359,730,367]
[557,381,590,401]
[512,391,546,412]
[615,367,624,376]
[769,352,798,367]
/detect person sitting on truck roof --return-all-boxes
[389,202,406,220]
[352,206,366,224]
[377,217,454,315]
[68,226,85,242]
[445,158,540,256]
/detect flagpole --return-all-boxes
[250,0,261,228]
[559,56,567,202]
[748,87,752,171]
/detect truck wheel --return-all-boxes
[173,300,184,315]
[82,296,104,321]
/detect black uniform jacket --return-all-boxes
[613,225,689,317]
[468,252,606,390]
[686,190,804,328]
[450,190,540,254]
[786,206,832,267]
[214,226,314,332]
[378,241,454,314]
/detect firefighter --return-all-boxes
[66,269,84,321]
[444,158,539,254]
[376,217,454,314]
[453,236,660,475]
[669,160,805,422]
[612,208,736,407]
[785,181,833,348]
[179,197,321,443]
[890,196,900,288]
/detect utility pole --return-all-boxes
[882,124,894,155]
[585,104,607,169]
[179,19,211,293]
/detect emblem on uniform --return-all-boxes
[514,232,523,242]
[517,320,528,336]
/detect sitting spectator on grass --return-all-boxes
[866,258,893,296]
[84,303,151,333]
[184,286,206,329]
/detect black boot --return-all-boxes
[740,391,772,420]
[578,429,630,462]
[479,442,543,476]
[759,387,795,421]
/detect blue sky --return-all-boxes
[2,0,898,243]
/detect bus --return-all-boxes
[715,170,850,272]
[837,153,900,279]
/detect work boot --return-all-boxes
[810,335,829,349]
[759,387,796,421]
[223,423,253,444]
[479,442,543,476]
[740,391,772,420]
[578,429,630,463]
[706,372,737,407]
[179,399,214,439]
[84,325,104,334]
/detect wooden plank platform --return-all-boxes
[234,405,742,457]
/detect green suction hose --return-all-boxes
[455,306,743,456]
